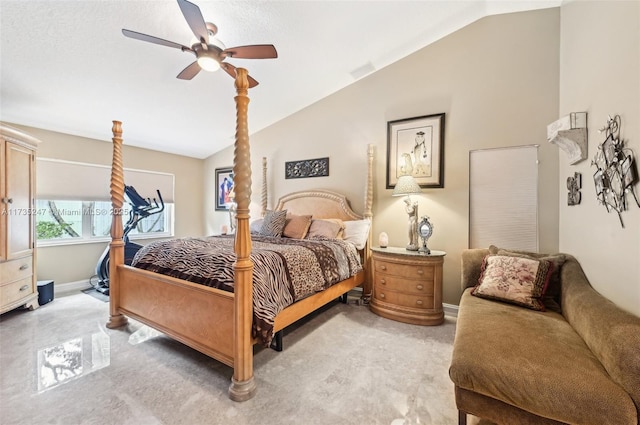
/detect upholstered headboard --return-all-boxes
[274,190,363,221]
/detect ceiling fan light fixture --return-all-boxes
[197,55,220,72]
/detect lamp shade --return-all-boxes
[392,175,422,196]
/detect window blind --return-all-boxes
[469,145,538,251]
[36,158,175,203]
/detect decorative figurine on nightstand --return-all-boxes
[418,216,434,254]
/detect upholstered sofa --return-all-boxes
[449,247,640,425]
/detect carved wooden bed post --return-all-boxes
[261,157,267,217]
[228,67,256,401]
[106,121,128,329]
[362,144,374,302]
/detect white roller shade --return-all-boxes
[36,158,174,203]
[469,145,538,251]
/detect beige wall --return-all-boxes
[11,124,204,286]
[205,8,561,306]
[558,1,640,315]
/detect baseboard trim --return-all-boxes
[443,302,459,318]
[55,279,93,297]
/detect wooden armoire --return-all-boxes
[1,123,40,314]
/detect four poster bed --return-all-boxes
[106,68,374,401]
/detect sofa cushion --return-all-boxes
[450,289,638,425]
[472,254,553,311]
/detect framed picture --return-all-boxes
[386,113,445,189]
[215,167,234,211]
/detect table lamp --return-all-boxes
[392,175,422,251]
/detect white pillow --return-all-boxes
[342,219,371,250]
[250,218,264,234]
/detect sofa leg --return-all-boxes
[458,410,467,425]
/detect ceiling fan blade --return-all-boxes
[247,74,259,88]
[221,62,237,78]
[221,62,259,87]
[177,61,202,80]
[177,0,209,44]
[223,44,278,59]
[122,29,191,51]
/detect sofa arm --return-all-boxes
[561,257,640,417]
[461,248,489,290]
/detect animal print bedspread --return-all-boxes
[131,235,363,345]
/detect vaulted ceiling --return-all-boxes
[0,0,560,158]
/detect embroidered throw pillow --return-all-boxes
[282,214,312,239]
[472,254,553,311]
[259,210,287,237]
[489,245,567,311]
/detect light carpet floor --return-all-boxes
[1,292,463,425]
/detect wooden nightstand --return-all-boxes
[370,246,446,325]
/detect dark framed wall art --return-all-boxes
[215,167,234,211]
[386,113,446,189]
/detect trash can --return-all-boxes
[37,280,54,305]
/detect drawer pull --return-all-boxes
[380,293,385,299]
[19,264,29,271]
[416,300,423,305]
[19,285,29,292]
[416,269,424,275]
[416,284,424,290]
[381,265,387,271]
[380,279,386,285]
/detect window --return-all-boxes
[36,200,173,245]
[469,145,539,251]
[35,158,175,246]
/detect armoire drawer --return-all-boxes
[0,256,33,284]
[0,277,35,306]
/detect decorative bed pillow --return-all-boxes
[282,214,312,239]
[306,219,344,239]
[343,219,371,250]
[259,209,287,237]
[250,218,264,234]
[472,254,554,311]
[489,245,567,310]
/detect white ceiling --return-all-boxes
[0,0,560,159]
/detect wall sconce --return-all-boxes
[547,112,588,164]
[392,175,422,251]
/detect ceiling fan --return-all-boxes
[122,0,277,87]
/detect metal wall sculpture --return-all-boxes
[285,157,329,179]
[567,172,581,206]
[591,115,639,227]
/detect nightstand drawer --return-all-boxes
[373,289,434,310]
[375,260,434,280]
[0,277,35,306]
[374,274,434,295]
[0,256,33,284]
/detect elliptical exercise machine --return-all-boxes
[94,185,164,295]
